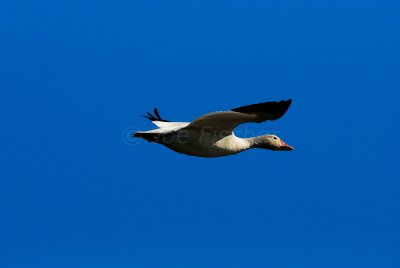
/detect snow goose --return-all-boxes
[133,99,293,158]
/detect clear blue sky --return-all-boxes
[1,1,399,267]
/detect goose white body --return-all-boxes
[160,129,251,157]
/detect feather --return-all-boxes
[154,108,161,120]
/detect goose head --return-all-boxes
[251,134,293,151]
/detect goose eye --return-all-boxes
[273,137,277,140]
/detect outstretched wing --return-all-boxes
[185,99,292,132]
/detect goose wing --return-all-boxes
[142,108,189,129]
[185,99,292,132]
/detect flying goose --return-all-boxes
[133,99,293,157]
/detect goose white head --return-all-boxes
[249,134,293,151]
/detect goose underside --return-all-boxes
[134,129,247,157]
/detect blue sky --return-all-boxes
[1,1,399,267]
